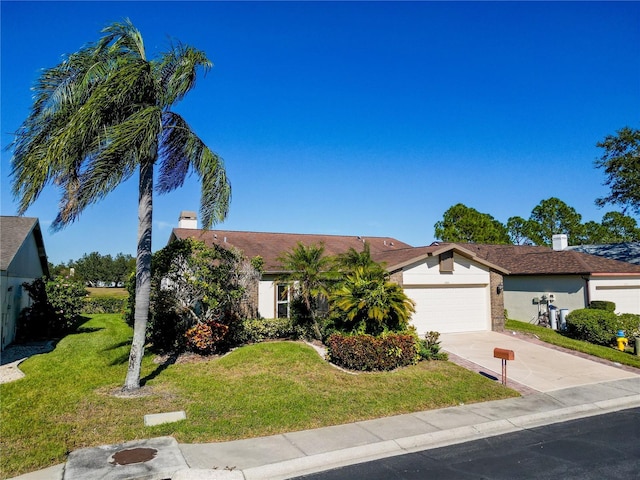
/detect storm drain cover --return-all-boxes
[110,447,158,465]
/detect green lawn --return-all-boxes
[0,314,517,479]
[506,319,640,369]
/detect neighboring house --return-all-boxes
[452,239,640,322]
[568,242,640,266]
[169,213,510,335]
[0,216,50,350]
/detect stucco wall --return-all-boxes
[503,275,587,323]
[402,254,491,286]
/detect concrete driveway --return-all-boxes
[440,331,638,392]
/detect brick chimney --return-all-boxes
[178,211,198,229]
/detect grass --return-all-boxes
[506,319,640,369]
[0,314,517,479]
[86,287,128,298]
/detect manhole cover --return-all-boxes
[110,447,158,465]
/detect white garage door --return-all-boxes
[594,285,640,315]
[405,285,489,334]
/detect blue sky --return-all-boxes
[2,1,639,264]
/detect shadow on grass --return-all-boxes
[104,338,134,366]
[141,352,179,386]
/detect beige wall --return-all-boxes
[503,275,587,323]
[402,254,491,286]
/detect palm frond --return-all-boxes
[97,18,146,60]
[50,106,163,230]
[157,112,230,229]
[154,43,211,107]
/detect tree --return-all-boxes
[595,127,640,215]
[73,252,109,287]
[526,198,584,246]
[329,266,415,336]
[434,204,511,244]
[506,216,534,245]
[112,253,136,287]
[9,20,230,391]
[334,242,386,278]
[579,212,640,244]
[276,242,337,339]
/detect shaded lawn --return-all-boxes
[0,314,517,478]
[506,319,640,369]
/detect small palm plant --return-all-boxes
[330,266,415,336]
[276,242,338,339]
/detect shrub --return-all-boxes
[16,277,87,341]
[127,239,260,353]
[617,313,640,339]
[565,308,618,345]
[185,321,230,354]
[82,297,126,314]
[147,289,189,352]
[326,332,419,371]
[234,317,296,344]
[417,331,448,361]
[589,300,616,312]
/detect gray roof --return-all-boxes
[568,242,640,266]
[0,216,49,275]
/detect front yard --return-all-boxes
[0,313,516,479]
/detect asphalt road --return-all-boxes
[291,407,640,480]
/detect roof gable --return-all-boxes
[0,216,50,276]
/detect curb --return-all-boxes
[238,394,640,480]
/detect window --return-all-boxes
[439,251,454,273]
[276,284,290,318]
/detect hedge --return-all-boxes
[589,300,616,312]
[565,308,618,345]
[233,317,298,345]
[326,333,419,371]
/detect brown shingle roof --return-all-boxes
[439,243,640,275]
[170,229,413,272]
[169,229,640,277]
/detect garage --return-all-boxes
[593,284,640,315]
[405,284,490,334]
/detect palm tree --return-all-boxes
[330,266,415,336]
[334,242,387,278]
[9,20,230,391]
[276,242,337,339]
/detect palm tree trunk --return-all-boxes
[123,159,153,391]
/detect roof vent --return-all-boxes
[178,211,197,229]
[552,234,568,251]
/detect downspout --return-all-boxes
[582,275,591,308]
